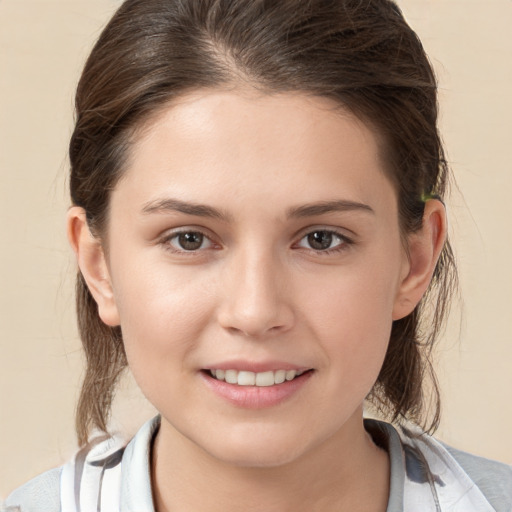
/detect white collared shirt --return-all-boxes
[5,416,512,512]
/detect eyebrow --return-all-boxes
[141,198,233,221]
[286,200,374,218]
[141,197,374,221]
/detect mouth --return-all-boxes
[201,366,314,408]
[204,368,313,387]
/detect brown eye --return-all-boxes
[297,230,346,252]
[308,231,333,250]
[168,231,211,251]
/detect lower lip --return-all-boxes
[200,371,313,409]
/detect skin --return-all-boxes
[68,89,446,511]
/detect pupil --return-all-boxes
[308,231,332,250]
[179,232,203,250]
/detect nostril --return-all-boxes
[224,323,287,338]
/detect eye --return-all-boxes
[165,231,213,252]
[296,230,348,252]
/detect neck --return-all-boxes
[151,410,390,512]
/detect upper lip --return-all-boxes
[203,360,312,373]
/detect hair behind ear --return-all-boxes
[371,309,440,431]
[368,219,457,433]
[75,273,127,445]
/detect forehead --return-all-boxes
[132,89,381,162]
[114,89,396,218]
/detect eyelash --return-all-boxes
[159,229,215,255]
[159,228,354,256]
[294,229,354,255]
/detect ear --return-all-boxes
[392,199,447,320]
[67,207,120,327]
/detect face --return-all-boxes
[102,90,411,467]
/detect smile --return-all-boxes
[208,369,308,387]
[202,367,314,408]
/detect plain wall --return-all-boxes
[1,0,511,497]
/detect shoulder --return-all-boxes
[369,419,512,512]
[445,444,512,511]
[3,436,125,512]
[399,423,512,512]
[3,467,61,512]
[3,417,159,512]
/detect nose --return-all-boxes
[217,249,295,338]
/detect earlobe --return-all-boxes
[392,199,447,320]
[67,207,120,327]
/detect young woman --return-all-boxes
[5,0,512,511]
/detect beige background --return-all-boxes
[1,0,511,498]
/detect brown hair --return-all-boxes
[70,0,457,445]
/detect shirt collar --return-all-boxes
[119,416,160,512]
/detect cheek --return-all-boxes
[299,260,399,381]
[109,257,216,372]
[302,256,399,332]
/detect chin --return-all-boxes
[197,426,322,469]
[211,445,306,469]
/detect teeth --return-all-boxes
[225,369,238,384]
[238,371,256,386]
[208,368,307,386]
[286,370,296,381]
[274,369,286,384]
[255,371,274,387]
